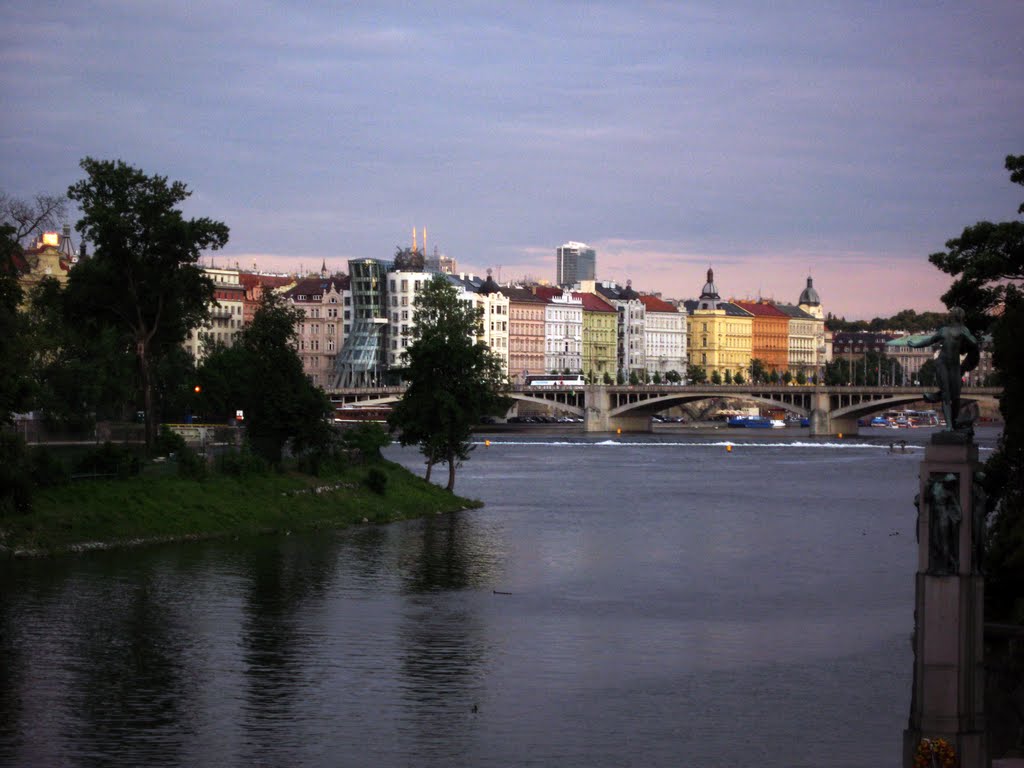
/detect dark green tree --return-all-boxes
[388,275,510,491]
[749,358,767,383]
[927,154,1024,623]
[200,292,332,466]
[733,371,745,385]
[665,369,681,384]
[66,158,229,451]
[723,370,733,384]
[711,369,722,385]
[687,363,707,384]
[0,225,32,424]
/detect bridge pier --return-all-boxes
[808,391,858,436]
[583,386,653,433]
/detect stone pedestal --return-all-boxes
[903,437,988,767]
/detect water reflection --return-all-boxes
[396,513,495,762]
[238,536,342,762]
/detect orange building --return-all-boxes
[734,300,789,374]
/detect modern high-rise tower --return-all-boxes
[556,241,596,287]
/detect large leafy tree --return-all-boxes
[198,292,332,466]
[929,154,1024,623]
[0,225,32,424]
[388,275,510,491]
[25,276,135,429]
[66,158,229,450]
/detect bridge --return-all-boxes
[328,384,1002,436]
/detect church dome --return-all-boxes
[619,279,640,300]
[799,276,820,306]
[479,269,501,295]
[699,268,720,301]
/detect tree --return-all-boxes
[711,370,722,385]
[665,369,681,384]
[0,225,32,423]
[200,292,332,466]
[733,371,745,385]
[26,276,135,429]
[0,191,67,245]
[66,158,229,451]
[687,364,707,384]
[388,275,510,491]
[749,358,767,383]
[796,370,807,386]
[723,370,733,384]
[927,154,1024,623]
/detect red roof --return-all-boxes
[572,292,616,312]
[638,294,678,313]
[734,300,789,317]
[238,273,296,291]
[532,286,563,301]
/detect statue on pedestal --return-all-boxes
[926,473,961,576]
[908,307,980,432]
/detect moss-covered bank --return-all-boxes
[0,460,481,557]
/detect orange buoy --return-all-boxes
[485,440,491,447]
[726,445,732,453]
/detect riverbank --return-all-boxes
[0,459,480,557]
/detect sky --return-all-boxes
[2,1,1022,320]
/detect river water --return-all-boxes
[0,427,1002,767]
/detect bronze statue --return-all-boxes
[926,473,961,575]
[908,308,980,432]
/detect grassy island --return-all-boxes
[0,457,481,557]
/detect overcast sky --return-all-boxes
[3,1,1022,318]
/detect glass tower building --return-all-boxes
[556,241,596,287]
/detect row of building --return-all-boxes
[22,228,992,391]
[273,256,830,389]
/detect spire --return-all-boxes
[412,227,418,253]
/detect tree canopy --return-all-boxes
[66,158,229,450]
[197,291,332,466]
[388,275,510,491]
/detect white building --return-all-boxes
[638,294,687,379]
[386,270,435,368]
[543,290,583,373]
[184,267,245,362]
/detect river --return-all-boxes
[0,426,1002,767]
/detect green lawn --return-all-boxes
[1,459,480,555]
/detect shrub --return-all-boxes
[74,442,142,478]
[175,445,207,480]
[364,466,388,495]
[215,448,268,477]
[156,426,187,457]
[0,433,33,516]
[342,423,390,463]
[29,446,69,488]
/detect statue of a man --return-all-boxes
[908,307,980,431]
[926,473,961,576]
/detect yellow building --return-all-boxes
[14,228,76,303]
[574,290,618,382]
[686,269,753,381]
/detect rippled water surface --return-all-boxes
[1,428,1000,767]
